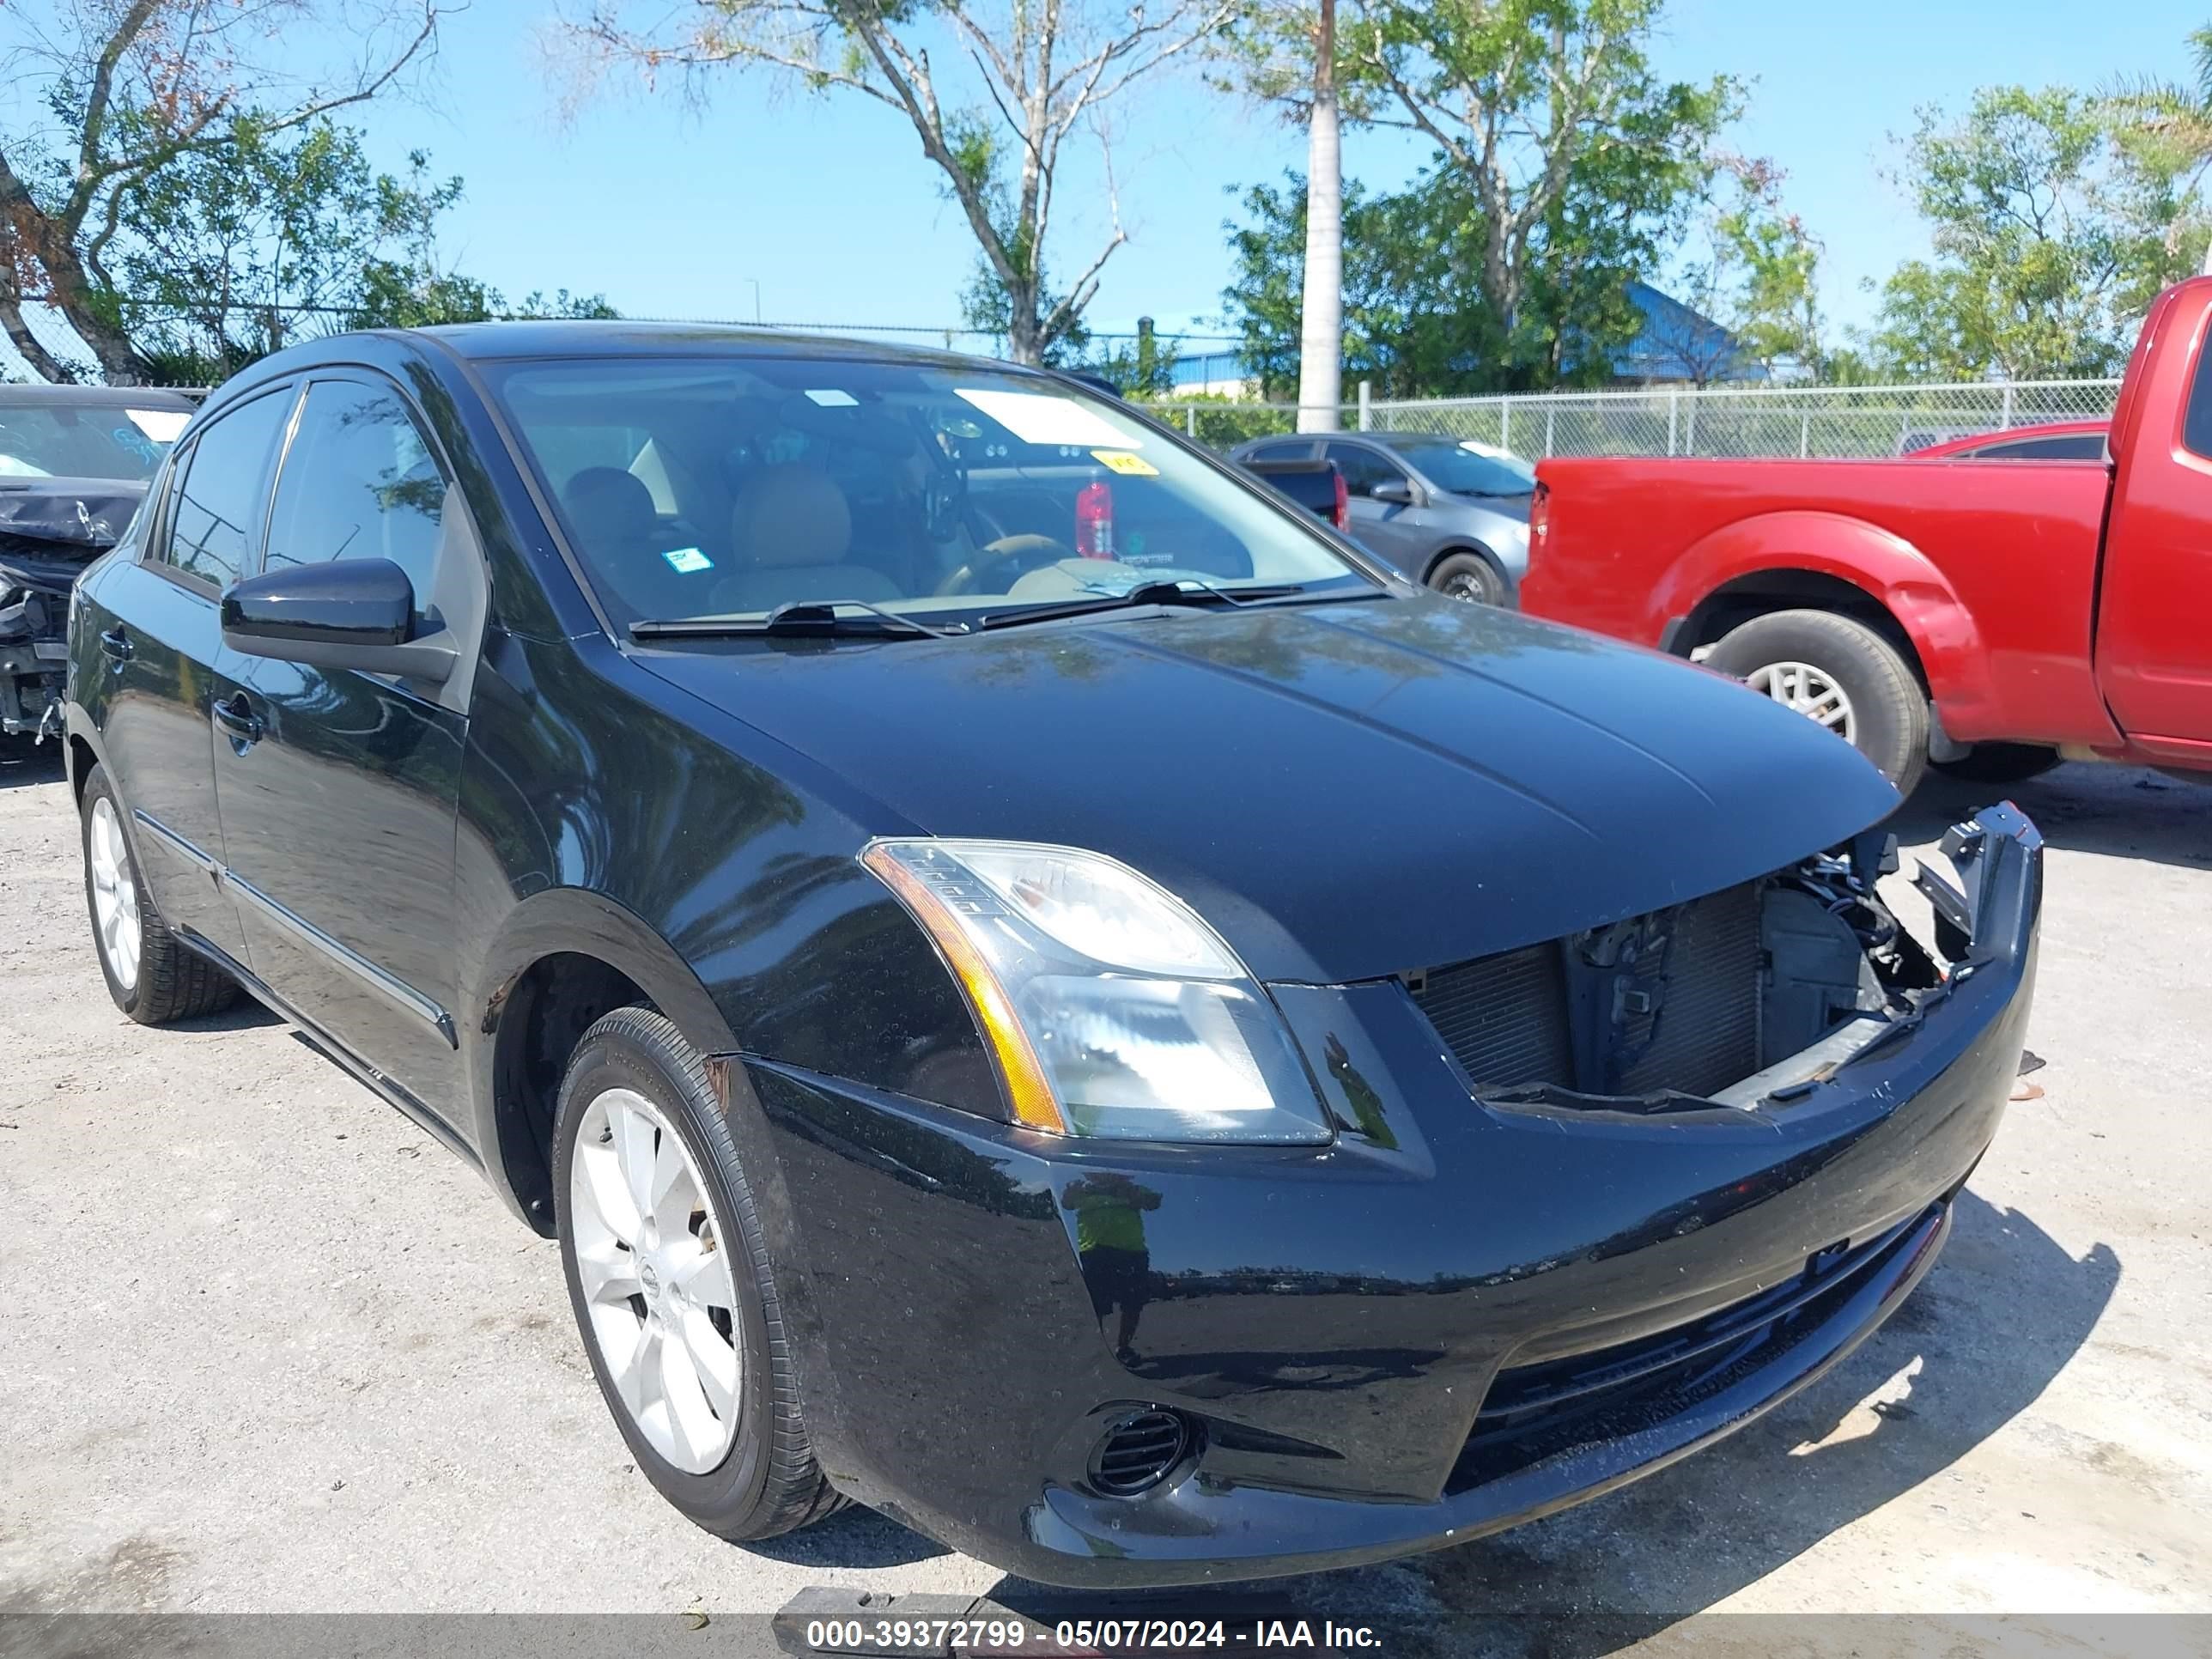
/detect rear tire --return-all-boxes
[1427,550,1505,605]
[80,763,241,1024]
[1930,743,2063,786]
[1705,609,1929,794]
[554,1006,845,1541]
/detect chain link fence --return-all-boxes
[1143,379,2123,459]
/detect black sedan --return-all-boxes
[62,323,2040,1587]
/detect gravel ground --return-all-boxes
[1,742,2207,1653]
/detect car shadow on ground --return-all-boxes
[1896,763,2211,872]
[0,744,65,793]
[908,1189,2112,1656]
[1398,1189,2112,1652]
[184,1000,283,1033]
[734,1504,955,1571]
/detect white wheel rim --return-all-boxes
[1746,659,1856,744]
[88,796,142,992]
[569,1087,743,1474]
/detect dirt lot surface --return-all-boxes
[2,741,2208,1655]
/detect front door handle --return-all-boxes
[98,625,132,663]
[213,691,264,747]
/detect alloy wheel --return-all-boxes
[1440,570,1494,604]
[568,1086,743,1474]
[88,795,142,992]
[1745,659,1856,743]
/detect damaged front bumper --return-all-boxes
[3,480,143,740]
[726,805,2041,1588]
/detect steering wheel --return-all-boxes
[937,534,1079,597]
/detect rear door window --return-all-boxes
[2185,336,2212,461]
[161,390,291,589]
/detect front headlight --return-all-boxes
[862,839,1330,1144]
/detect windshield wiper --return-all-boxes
[975,579,1316,632]
[629,599,968,641]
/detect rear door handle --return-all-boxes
[98,625,132,663]
[213,691,264,747]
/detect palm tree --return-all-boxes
[2107,25,2212,275]
[1295,0,1344,432]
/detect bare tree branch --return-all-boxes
[557,0,1227,360]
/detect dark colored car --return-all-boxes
[1905,420,2109,462]
[64,323,2039,1588]
[1235,453,1348,529]
[1231,430,1534,605]
[1,386,198,748]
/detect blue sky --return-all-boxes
[12,0,2209,362]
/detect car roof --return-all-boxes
[1908,419,2108,459]
[389,319,1029,374]
[1367,431,1465,447]
[0,384,200,409]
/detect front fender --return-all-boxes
[61,699,110,797]
[1659,511,2001,733]
[463,884,740,1224]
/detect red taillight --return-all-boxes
[1332,467,1349,531]
[1075,480,1114,558]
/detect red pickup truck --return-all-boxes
[1522,276,2212,792]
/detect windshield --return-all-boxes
[487,357,1371,627]
[0,399,186,480]
[1387,441,1536,497]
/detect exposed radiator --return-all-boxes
[1409,882,1765,1099]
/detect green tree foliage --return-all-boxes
[1218,0,1732,398]
[1858,85,2210,380]
[1221,139,1714,398]
[1348,0,1735,369]
[1662,158,1823,383]
[111,121,613,384]
[1224,173,1485,398]
[0,0,444,383]
[2103,24,2212,277]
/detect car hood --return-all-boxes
[1443,489,1532,523]
[0,476,149,556]
[635,596,1899,984]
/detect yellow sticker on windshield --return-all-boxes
[1091,450,1158,477]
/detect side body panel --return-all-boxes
[66,456,258,963]
[1523,454,2117,747]
[206,366,483,1115]
[2098,278,2212,752]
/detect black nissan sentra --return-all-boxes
[63,324,2040,1586]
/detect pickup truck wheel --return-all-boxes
[79,763,241,1024]
[1705,610,1929,793]
[555,1006,846,1541]
[1929,743,2063,785]
[1428,551,1504,605]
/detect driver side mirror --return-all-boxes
[222,556,456,684]
[1370,477,1418,507]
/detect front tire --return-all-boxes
[554,1006,844,1540]
[1704,610,1929,794]
[79,763,240,1024]
[1427,550,1505,605]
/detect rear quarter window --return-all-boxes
[2185,331,2212,461]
